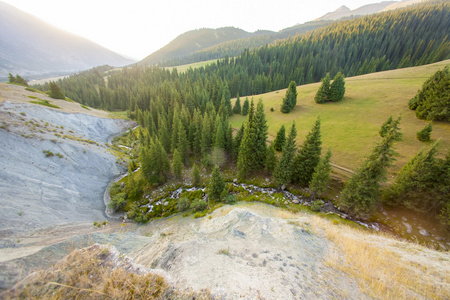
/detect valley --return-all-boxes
[1,0,449,299]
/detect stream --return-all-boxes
[105,172,449,251]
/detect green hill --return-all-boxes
[230,60,450,177]
[138,27,273,66]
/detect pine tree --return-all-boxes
[383,140,442,210]
[15,74,28,86]
[274,122,297,186]
[265,143,277,174]
[314,74,330,104]
[232,124,245,160]
[309,149,332,200]
[273,125,286,151]
[177,121,189,164]
[170,109,180,153]
[233,94,241,114]
[241,97,249,115]
[237,100,256,179]
[281,81,297,113]
[253,99,268,170]
[172,149,183,179]
[292,117,322,187]
[48,81,65,99]
[416,123,432,142]
[8,73,15,83]
[192,163,201,186]
[158,115,170,153]
[329,72,345,101]
[340,118,402,218]
[201,113,212,156]
[208,165,225,201]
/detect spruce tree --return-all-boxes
[15,74,28,86]
[177,121,189,164]
[201,113,212,156]
[383,140,442,210]
[273,125,286,151]
[158,115,170,153]
[232,124,245,160]
[329,72,345,101]
[314,73,330,104]
[281,81,297,113]
[172,149,183,179]
[265,143,277,174]
[340,118,402,218]
[8,73,15,83]
[416,123,432,142]
[274,122,297,186]
[309,149,332,200]
[292,117,322,187]
[48,81,65,99]
[208,165,225,201]
[192,163,201,186]
[233,94,241,114]
[170,109,180,153]
[253,99,268,170]
[237,100,256,179]
[242,97,249,115]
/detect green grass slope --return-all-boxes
[230,60,450,177]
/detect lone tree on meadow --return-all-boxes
[329,72,346,101]
[281,81,298,113]
[408,66,450,121]
[315,72,346,103]
[416,123,432,142]
[314,74,331,104]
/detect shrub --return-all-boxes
[177,197,190,212]
[311,200,323,212]
[109,192,127,212]
[223,194,237,204]
[416,123,432,142]
[190,199,207,211]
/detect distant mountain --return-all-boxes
[0,1,134,81]
[314,0,425,21]
[139,1,428,68]
[139,21,331,67]
[138,27,274,66]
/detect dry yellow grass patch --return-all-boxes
[312,216,450,299]
[2,244,210,300]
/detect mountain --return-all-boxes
[0,1,134,81]
[314,0,424,21]
[139,0,430,67]
[139,21,333,67]
[138,27,274,66]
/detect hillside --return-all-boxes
[139,0,427,68]
[231,60,450,175]
[0,1,134,81]
[138,27,271,66]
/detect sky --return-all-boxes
[3,0,388,60]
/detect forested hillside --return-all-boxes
[36,1,450,112]
[158,21,331,67]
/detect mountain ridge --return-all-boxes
[0,1,134,81]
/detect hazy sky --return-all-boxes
[3,0,387,60]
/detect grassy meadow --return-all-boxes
[230,60,450,178]
[170,59,217,73]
